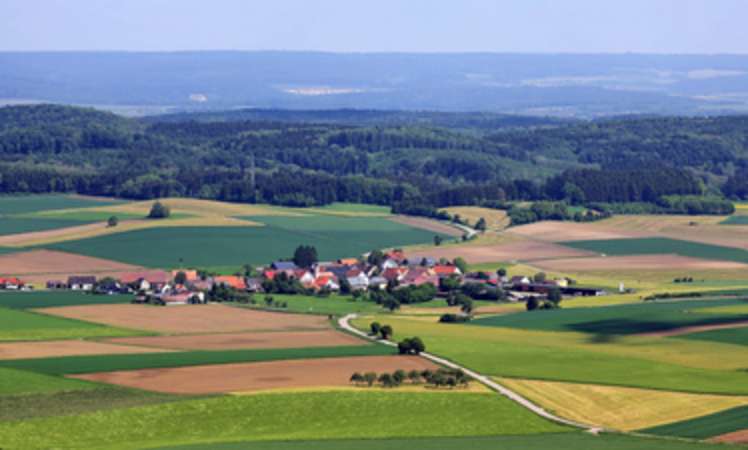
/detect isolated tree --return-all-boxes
[460,298,474,315]
[363,372,377,387]
[339,277,352,295]
[475,217,487,232]
[369,321,382,336]
[434,235,443,246]
[409,337,425,354]
[379,325,393,340]
[292,245,318,268]
[547,288,563,306]
[526,297,540,311]
[147,201,170,219]
[174,271,187,285]
[533,272,547,283]
[497,267,508,278]
[107,216,118,227]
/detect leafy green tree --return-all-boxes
[460,298,474,315]
[453,257,468,274]
[407,369,421,384]
[350,372,364,386]
[369,322,382,336]
[378,373,395,388]
[434,235,443,246]
[379,325,393,340]
[547,287,562,305]
[107,216,118,227]
[497,267,507,278]
[526,297,540,311]
[339,277,352,295]
[367,249,386,266]
[292,245,318,268]
[174,271,187,285]
[475,217,487,231]
[393,369,406,385]
[533,272,547,283]
[363,372,377,387]
[147,201,170,219]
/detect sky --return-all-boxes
[1,0,746,54]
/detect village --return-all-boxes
[0,247,607,310]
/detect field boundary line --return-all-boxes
[339,314,599,433]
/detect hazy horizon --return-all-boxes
[2,0,747,54]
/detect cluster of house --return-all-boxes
[0,277,29,291]
[257,250,463,293]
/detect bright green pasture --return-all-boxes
[237,294,386,316]
[720,215,748,225]
[641,405,748,439]
[0,367,94,396]
[45,215,444,268]
[0,291,132,309]
[0,194,123,215]
[157,434,728,450]
[0,217,95,235]
[0,388,185,422]
[306,203,391,215]
[680,326,748,347]
[564,237,748,264]
[0,345,391,375]
[0,307,138,341]
[30,209,143,221]
[0,391,566,450]
[471,298,748,335]
[354,316,748,395]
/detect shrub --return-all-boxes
[147,201,170,219]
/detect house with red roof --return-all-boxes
[433,265,462,277]
[214,276,247,290]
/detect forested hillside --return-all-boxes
[2,104,748,210]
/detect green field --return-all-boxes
[0,345,392,375]
[0,291,132,309]
[564,237,748,264]
[236,294,387,316]
[156,434,729,450]
[721,215,748,225]
[641,405,748,439]
[0,306,140,341]
[354,315,748,395]
[45,215,445,267]
[0,391,566,450]
[310,203,391,215]
[0,388,186,422]
[29,209,144,222]
[680,326,748,347]
[0,367,94,396]
[0,217,95,235]
[0,194,123,215]
[471,298,748,335]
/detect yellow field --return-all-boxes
[443,206,509,231]
[498,378,748,431]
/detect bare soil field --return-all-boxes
[533,254,748,272]
[37,304,331,334]
[0,340,168,360]
[507,221,649,242]
[711,429,748,444]
[389,216,463,237]
[638,320,748,338]
[106,330,365,351]
[407,240,594,264]
[0,249,143,284]
[72,355,437,394]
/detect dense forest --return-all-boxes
[2,105,748,212]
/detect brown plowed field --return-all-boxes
[0,249,143,284]
[711,429,748,444]
[106,330,365,351]
[37,304,330,334]
[73,355,437,394]
[507,221,649,242]
[533,254,748,272]
[407,240,594,264]
[0,340,168,360]
[390,216,463,237]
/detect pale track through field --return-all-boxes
[338,314,600,433]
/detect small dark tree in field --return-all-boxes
[382,297,401,312]
[379,325,393,340]
[434,235,443,246]
[533,272,547,283]
[393,369,407,385]
[408,369,422,384]
[107,216,118,227]
[497,268,507,278]
[440,275,461,292]
[547,288,563,306]
[398,337,425,355]
[264,295,274,306]
[339,277,352,295]
[526,297,540,311]
[148,201,170,219]
[350,372,364,386]
[369,321,382,336]
[460,298,474,315]
[363,372,377,387]
[453,257,468,274]
[174,271,187,285]
[378,373,395,388]
[475,217,487,232]
[367,249,386,267]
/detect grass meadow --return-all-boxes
[641,405,748,439]
[0,391,567,449]
[0,194,123,215]
[0,367,95,396]
[0,291,132,309]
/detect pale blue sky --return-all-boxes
[1,0,745,53]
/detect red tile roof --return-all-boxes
[215,276,247,290]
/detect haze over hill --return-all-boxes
[3,52,748,117]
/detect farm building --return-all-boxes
[67,276,96,291]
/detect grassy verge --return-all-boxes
[0,391,567,450]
